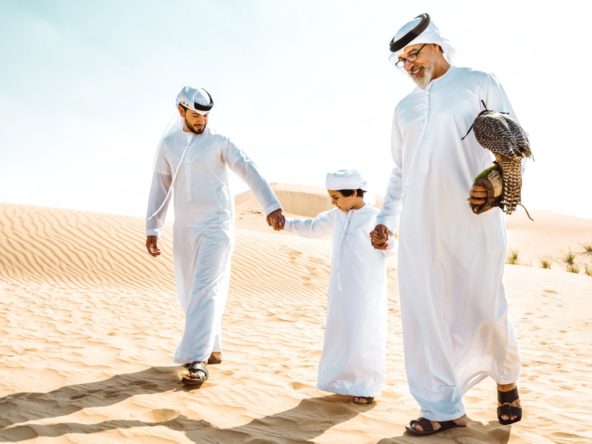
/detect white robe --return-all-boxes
[146,126,281,364]
[285,205,388,397]
[377,66,520,420]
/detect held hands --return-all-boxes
[266,208,285,231]
[146,235,161,257]
[370,224,393,250]
[467,184,488,213]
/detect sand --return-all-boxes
[0,186,591,443]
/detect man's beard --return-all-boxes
[185,117,206,134]
[408,63,434,89]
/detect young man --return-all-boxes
[370,14,522,435]
[146,86,284,387]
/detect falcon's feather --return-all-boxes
[467,108,532,215]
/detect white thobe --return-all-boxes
[377,66,520,420]
[146,126,281,364]
[285,205,388,397]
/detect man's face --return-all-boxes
[178,106,208,134]
[400,43,436,89]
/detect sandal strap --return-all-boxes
[188,362,209,379]
[409,417,434,432]
[498,405,522,415]
[498,387,519,403]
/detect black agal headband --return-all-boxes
[389,13,430,53]
[194,89,214,112]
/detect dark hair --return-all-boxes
[338,189,366,197]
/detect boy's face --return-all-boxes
[328,190,357,212]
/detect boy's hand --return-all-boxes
[266,209,285,231]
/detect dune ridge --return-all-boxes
[0,191,591,443]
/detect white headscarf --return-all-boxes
[388,14,456,66]
[176,85,214,115]
[147,86,212,221]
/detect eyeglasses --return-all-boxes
[394,44,428,68]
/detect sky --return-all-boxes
[1,0,591,220]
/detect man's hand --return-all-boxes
[266,209,285,231]
[146,235,161,257]
[467,184,488,213]
[370,224,391,250]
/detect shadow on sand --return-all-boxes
[0,367,512,443]
[0,366,374,443]
[376,417,512,443]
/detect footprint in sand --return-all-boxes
[142,408,180,422]
[288,249,303,262]
[305,265,318,275]
[290,381,310,390]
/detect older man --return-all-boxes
[146,86,284,387]
[371,14,522,435]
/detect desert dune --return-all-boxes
[0,185,591,443]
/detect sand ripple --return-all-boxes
[1,199,591,443]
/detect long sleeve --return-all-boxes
[485,73,516,120]
[284,209,336,238]
[223,140,281,215]
[376,108,404,231]
[146,144,173,236]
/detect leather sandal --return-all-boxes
[181,361,208,387]
[497,386,522,425]
[405,417,464,436]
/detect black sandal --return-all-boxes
[181,361,209,387]
[352,396,374,405]
[405,417,464,436]
[497,387,522,425]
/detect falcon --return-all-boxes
[464,100,532,215]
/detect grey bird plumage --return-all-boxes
[464,103,532,215]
